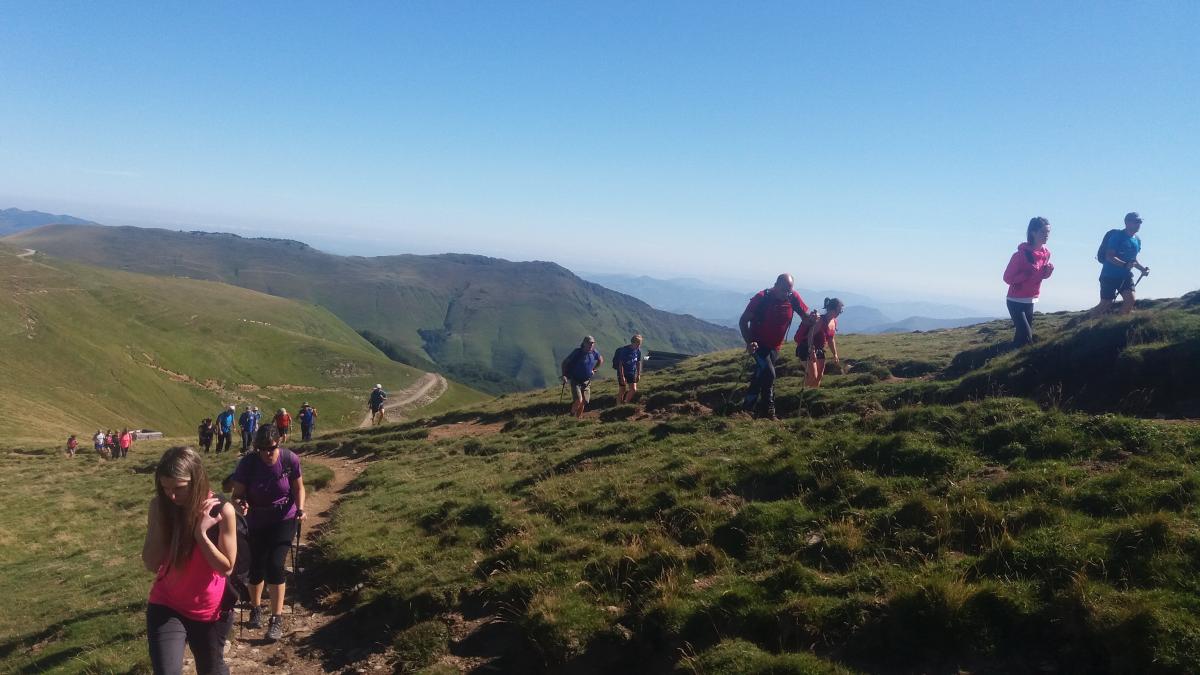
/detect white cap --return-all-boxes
[374,384,382,389]
[228,405,235,410]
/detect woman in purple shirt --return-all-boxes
[229,424,306,641]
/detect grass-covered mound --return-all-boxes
[303,306,1200,672]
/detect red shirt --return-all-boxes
[744,290,809,349]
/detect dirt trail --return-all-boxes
[185,453,389,674]
[16,248,36,258]
[359,373,447,428]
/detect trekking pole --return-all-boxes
[291,518,301,617]
[1133,267,1149,289]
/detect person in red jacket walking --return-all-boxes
[739,273,809,419]
[1002,217,1054,347]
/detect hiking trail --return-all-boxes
[191,452,388,674]
[16,248,36,259]
[359,373,447,428]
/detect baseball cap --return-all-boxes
[228,405,235,410]
[374,383,382,389]
[1125,212,1142,225]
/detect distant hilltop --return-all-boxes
[0,207,98,236]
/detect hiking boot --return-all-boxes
[758,406,778,421]
[247,605,263,629]
[266,614,284,641]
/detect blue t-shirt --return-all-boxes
[613,345,641,378]
[216,410,235,433]
[1100,231,1141,278]
[299,407,315,424]
[238,411,257,433]
[567,348,601,382]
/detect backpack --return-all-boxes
[753,289,806,324]
[206,494,251,611]
[1096,229,1122,264]
[793,311,819,344]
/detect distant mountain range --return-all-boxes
[6,224,740,392]
[581,273,997,334]
[0,208,97,236]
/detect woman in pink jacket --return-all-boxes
[1003,217,1054,347]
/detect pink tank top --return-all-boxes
[148,533,225,621]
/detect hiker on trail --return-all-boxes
[561,336,604,419]
[67,434,78,458]
[120,428,133,459]
[273,408,292,443]
[298,402,317,441]
[1094,212,1149,316]
[215,406,235,454]
[368,384,387,426]
[142,445,237,675]
[739,273,810,419]
[797,298,844,389]
[106,430,119,460]
[197,419,215,454]
[613,334,644,404]
[94,429,106,458]
[230,424,306,642]
[237,405,257,455]
[1003,217,1054,347]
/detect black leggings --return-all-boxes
[743,347,780,410]
[146,603,232,675]
[1007,300,1034,347]
[248,518,297,585]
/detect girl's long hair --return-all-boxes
[153,446,210,570]
[1027,217,1049,245]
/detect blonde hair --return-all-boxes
[153,446,211,570]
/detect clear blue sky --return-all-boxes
[2,1,1196,312]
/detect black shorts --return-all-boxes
[1100,273,1134,300]
[794,342,825,361]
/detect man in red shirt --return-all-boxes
[739,273,810,419]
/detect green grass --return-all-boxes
[0,244,486,440]
[8,291,1200,673]
[0,441,333,674]
[298,296,1200,672]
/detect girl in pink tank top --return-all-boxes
[141,446,237,675]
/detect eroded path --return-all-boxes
[359,373,447,428]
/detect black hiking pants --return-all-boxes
[301,423,313,441]
[743,346,780,412]
[215,432,232,453]
[241,430,253,453]
[146,603,232,675]
[1007,300,1034,348]
[248,518,298,586]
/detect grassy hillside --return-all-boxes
[6,297,1198,673]
[5,225,741,393]
[295,298,1200,672]
[0,243,486,441]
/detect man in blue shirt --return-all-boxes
[215,405,236,453]
[238,405,258,454]
[613,334,643,404]
[298,402,318,441]
[561,336,604,419]
[1095,212,1149,316]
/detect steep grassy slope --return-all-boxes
[296,299,1200,673]
[5,225,741,392]
[0,244,485,441]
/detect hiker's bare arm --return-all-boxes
[830,336,840,363]
[193,500,235,576]
[142,497,166,572]
[594,354,604,373]
[1106,249,1146,272]
[229,481,249,515]
[291,476,306,519]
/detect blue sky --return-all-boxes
[1,1,1196,312]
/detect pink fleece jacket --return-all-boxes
[1003,243,1052,300]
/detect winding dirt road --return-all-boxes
[358,372,448,428]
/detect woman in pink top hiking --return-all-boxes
[1003,217,1054,347]
[142,446,237,675]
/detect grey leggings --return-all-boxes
[146,603,232,675]
[1007,299,1035,347]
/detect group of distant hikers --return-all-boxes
[560,213,1149,421]
[197,402,319,455]
[68,428,135,459]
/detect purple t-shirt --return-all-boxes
[233,449,302,528]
